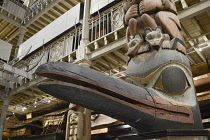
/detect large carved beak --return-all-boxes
[35,62,194,132]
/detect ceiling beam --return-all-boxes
[32,20,45,29]
[27,27,36,34]
[113,50,127,62]
[207,11,210,19]
[193,48,206,62]
[38,17,50,25]
[4,0,65,42]
[91,65,103,72]
[190,18,210,61]
[178,0,210,22]
[3,26,18,41]
[6,29,20,42]
[25,32,33,38]
[52,6,64,15]
[94,59,111,70]
[0,13,21,27]
[88,37,126,60]
[0,23,10,35]
[2,64,34,80]
[75,0,82,3]
[181,23,193,43]
[58,2,70,11]
[187,54,196,65]
[64,0,75,7]
[24,0,62,27]
[42,14,54,22]
[9,77,46,96]
[28,24,40,32]
[107,53,124,65]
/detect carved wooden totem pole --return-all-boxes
[36,0,203,133]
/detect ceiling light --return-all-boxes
[22,107,27,111]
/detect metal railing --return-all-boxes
[23,0,48,21]
[0,0,27,19]
[48,26,82,62]
[89,2,124,42]
[20,26,82,72]
[2,0,27,8]
[0,0,54,23]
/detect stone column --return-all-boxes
[14,26,27,58]
[0,96,11,140]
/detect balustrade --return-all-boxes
[0,0,27,19]
[89,2,124,42]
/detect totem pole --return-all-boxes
[36,0,203,133]
[124,0,203,130]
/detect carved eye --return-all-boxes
[146,34,152,40]
[154,67,190,95]
[157,33,162,38]
[131,41,136,46]
[128,40,138,48]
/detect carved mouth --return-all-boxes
[36,62,194,126]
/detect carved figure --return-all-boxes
[124,0,186,58]
[127,27,171,58]
[124,0,182,39]
[70,113,79,125]
[35,0,203,134]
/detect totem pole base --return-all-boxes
[117,129,209,140]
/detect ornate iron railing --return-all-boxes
[20,26,82,72]
[89,2,124,42]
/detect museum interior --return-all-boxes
[1,0,210,139]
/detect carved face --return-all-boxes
[145,27,164,50]
[127,33,143,57]
[70,113,79,124]
[128,33,143,48]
